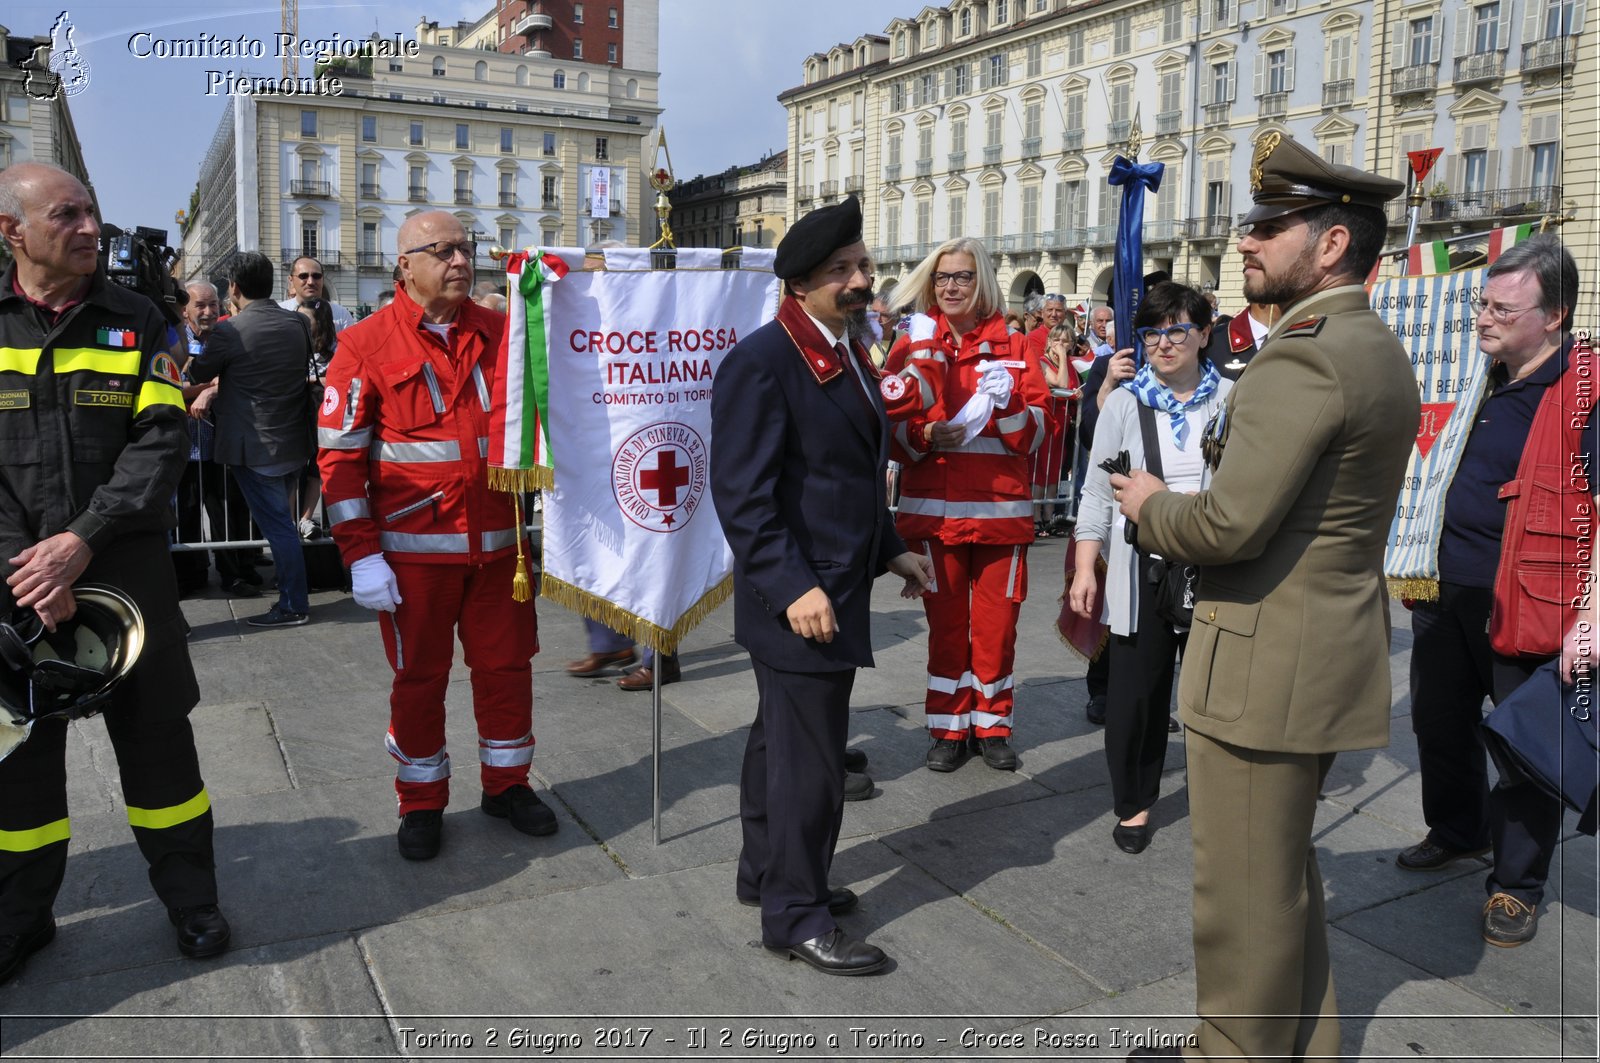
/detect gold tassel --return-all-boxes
[1387,577,1440,601]
[510,492,531,603]
[539,573,733,657]
[489,465,554,493]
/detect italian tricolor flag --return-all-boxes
[97,327,136,348]
[1405,241,1451,276]
[487,250,567,492]
[1487,223,1534,264]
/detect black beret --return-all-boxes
[774,196,863,280]
[1242,132,1405,225]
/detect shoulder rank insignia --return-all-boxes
[1282,315,1326,338]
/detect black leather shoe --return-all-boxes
[481,784,559,836]
[972,735,1018,771]
[1168,715,1181,733]
[843,747,868,773]
[1483,892,1538,947]
[397,808,443,860]
[169,904,231,959]
[765,928,887,975]
[1113,822,1151,854]
[1397,837,1490,871]
[0,917,55,985]
[739,887,859,916]
[926,737,970,772]
[1086,696,1107,726]
[842,771,875,801]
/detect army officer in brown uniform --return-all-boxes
[1113,136,1417,1060]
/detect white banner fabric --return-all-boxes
[540,266,782,650]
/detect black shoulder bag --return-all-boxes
[1135,401,1197,630]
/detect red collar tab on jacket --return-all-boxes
[1228,311,1257,354]
[776,295,877,385]
[1281,315,1326,338]
[390,282,493,348]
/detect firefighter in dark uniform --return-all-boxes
[0,162,230,986]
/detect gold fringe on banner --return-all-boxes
[1387,577,1440,602]
[539,573,734,656]
[1053,600,1110,664]
[488,466,554,493]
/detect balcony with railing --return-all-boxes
[914,158,933,178]
[1087,224,1118,249]
[796,185,815,205]
[819,179,840,198]
[1322,79,1355,109]
[1203,102,1230,127]
[982,144,1003,166]
[1107,119,1132,144]
[1193,215,1233,240]
[1426,184,1563,223]
[882,164,901,183]
[1042,228,1087,255]
[515,11,553,34]
[947,151,966,173]
[1522,37,1577,73]
[356,251,388,269]
[1062,129,1084,152]
[1145,218,1190,247]
[1259,91,1289,118]
[1020,136,1042,160]
[453,189,474,206]
[408,185,429,202]
[1156,110,1182,135]
[844,175,864,194]
[282,249,340,268]
[290,179,331,197]
[499,192,518,208]
[1392,64,1437,96]
[1454,51,1505,85]
[359,182,380,199]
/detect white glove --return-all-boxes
[978,365,1014,407]
[351,554,402,612]
[908,313,937,343]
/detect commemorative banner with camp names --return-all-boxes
[538,252,781,652]
[1375,267,1493,598]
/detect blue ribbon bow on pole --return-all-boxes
[1107,155,1165,368]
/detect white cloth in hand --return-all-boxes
[351,554,403,612]
[977,363,1014,407]
[908,313,937,343]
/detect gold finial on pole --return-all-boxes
[1128,107,1143,159]
[648,128,677,250]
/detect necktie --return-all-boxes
[837,342,879,428]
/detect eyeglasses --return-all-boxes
[403,240,478,262]
[295,272,323,281]
[1471,298,1541,324]
[1136,323,1200,346]
[933,270,976,288]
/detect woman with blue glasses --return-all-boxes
[1067,282,1233,854]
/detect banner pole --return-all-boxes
[652,653,663,845]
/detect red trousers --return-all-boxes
[916,540,1028,739]
[378,555,539,814]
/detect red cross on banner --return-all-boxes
[639,448,691,507]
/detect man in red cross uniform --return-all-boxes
[317,211,554,861]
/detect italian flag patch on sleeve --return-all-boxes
[97,327,137,348]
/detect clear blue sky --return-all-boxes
[6,0,911,230]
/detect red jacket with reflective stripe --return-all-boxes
[887,311,1050,544]
[317,285,518,566]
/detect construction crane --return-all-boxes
[282,0,298,79]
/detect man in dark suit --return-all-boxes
[711,197,931,976]
[1113,135,1416,1059]
[188,252,315,628]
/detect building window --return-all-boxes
[1024,101,1042,140]
[574,2,585,22]
[499,225,516,250]
[1026,41,1041,78]
[573,39,583,59]
[1067,28,1084,66]
[361,161,378,196]
[388,60,404,72]
[432,56,446,77]
[951,63,969,95]
[1021,185,1040,235]
[455,169,471,202]
[1543,0,1577,38]
[949,191,965,236]
[456,123,470,150]
[916,199,931,246]
[1111,83,1131,125]
[994,0,1009,23]
[890,82,906,111]
[543,131,557,156]
[985,53,1006,88]
[1209,61,1235,103]
[474,60,488,81]
[554,70,566,89]
[925,22,939,48]
[1531,141,1559,188]
[1463,150,1488,195]
[960,7,972,34]
[361,115,376,142]
[983,189,1000,239]
[1113,14,1132,54]
[542,175,559,207]
[952,118,967,153]
[1065,92,1084,133]
[1327,34,1353,81]
[409,121,424,145]
[1409,17,1435,64]
[1266,49,1289,94]
[1473,2,1501,51]
[884,205,900,247]
[608,7,619,28]
[985,110,1002,147]
[1322,141,1348,166]
[301,223,318,257]
[607,42,618,62]
[918,126,934,161]
[1164,0,1184,41]
[595,137,609,160]
[301,110,317,137]
[895,32,906,58]
[1160,70,1182,115]
[362,221,378,255]
[887,135,902,166]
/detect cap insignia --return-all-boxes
[1250,131,1281,194]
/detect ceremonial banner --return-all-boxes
[1487,223,1534,264]
[1405,240,1451,276]
[1107,156,1164,367]
[1375,267,1494,598]
[488,250,568,492]
[539,257,781,652]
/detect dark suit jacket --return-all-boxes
[189,299,314,468]
[711,310,905,672]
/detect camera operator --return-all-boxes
[0,162,230,986]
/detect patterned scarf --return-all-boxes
[1123,359,1221,448]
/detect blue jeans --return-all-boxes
[231,466,309,615]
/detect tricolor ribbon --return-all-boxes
[488,249,568,493]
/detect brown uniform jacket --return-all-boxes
[1138,285,1419,753]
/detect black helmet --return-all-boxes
[0,585,144,761]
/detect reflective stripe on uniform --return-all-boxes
[471,364,491,412]
[926,671,973,694]
[480,730,535,767]
[0,817,70,853]
[55,348,143,377]
[371,439,461,463]
[380,528,520,554]
[925,712,971,731]
[386,733,451,783]
[0,347,44,375]
[902,365,937,410]
[896,497,1034,520]
[949,436,1010,456]
[996,408,1031,435]
[973,674,1015,699]
[478,436,489,458]
[319,426,373,450]
[325,498,371,526]
[1005,544,1021,599]
[134,378,185,415]
[481,528,519,551]
[971,709,1011,729]
[126,787,211,830]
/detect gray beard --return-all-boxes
[843,306,871,342]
